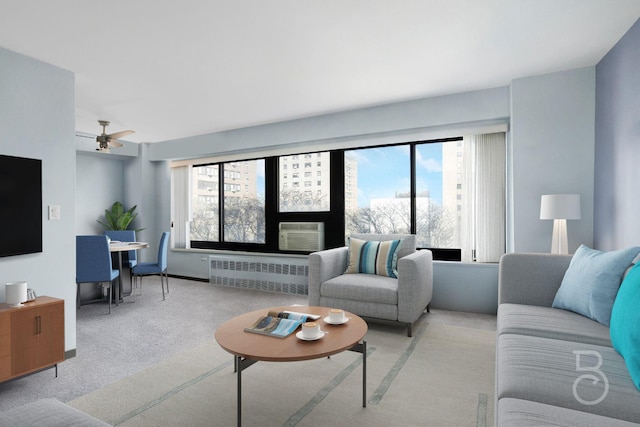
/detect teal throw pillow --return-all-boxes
[610,262,640,391]
[552,245,640,326]
[345,237,402,278]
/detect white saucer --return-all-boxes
[296,330,325,341]
[323,316,349,325]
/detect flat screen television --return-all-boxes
[0,154,43,257]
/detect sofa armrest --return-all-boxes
[397,249,433,323]
[498,253,572,307]
[308,247,348,305]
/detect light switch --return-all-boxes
[48,205,61,220]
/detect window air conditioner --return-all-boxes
[278,222,325,252]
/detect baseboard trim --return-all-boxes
[65,349,76,359]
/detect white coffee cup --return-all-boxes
[301,321,320,339]
[329,309,346,323]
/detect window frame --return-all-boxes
[186,135,504,261]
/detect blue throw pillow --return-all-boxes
[610,262,640,391]
[552,245,640,326]
[345,237,402,278]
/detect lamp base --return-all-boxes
[551,219,569,254]
[8,302,24,307]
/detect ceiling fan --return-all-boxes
[94,120,135,153]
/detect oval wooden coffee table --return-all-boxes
[215,305,368,426]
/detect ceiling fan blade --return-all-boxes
[107,130,135,140]
[108,140,124,148]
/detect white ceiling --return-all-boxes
[1,1,639,144]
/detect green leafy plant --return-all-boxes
[97,201,142,231]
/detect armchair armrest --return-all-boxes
[308,247,348,305]
[397,249,433,324]
[498,253,572,307]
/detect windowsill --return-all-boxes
[172,247,499,264]
[171,247,308,259]
[434,260,498,267]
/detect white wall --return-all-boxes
[75,152,125,235]
[510,67,595,253]
[0,48,77,351]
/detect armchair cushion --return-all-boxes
[345,237,402,278]
[322,273,398,305]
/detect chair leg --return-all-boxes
[131,270,136,303]
[76,283,81,310]
[161,273,165,301]
[107,282,112,314]
[165,270,169,294]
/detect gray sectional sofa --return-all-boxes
[496,253,640,426]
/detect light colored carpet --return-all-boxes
[68,321,496,427]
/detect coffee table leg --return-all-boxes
[236,355,242,427]
[348,340,367,408]
[235,356,258,427]
[362,340,367,408]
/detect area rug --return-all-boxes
[68,322,496,426]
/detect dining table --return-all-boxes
[109,241,149,304]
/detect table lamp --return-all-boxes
[540,194,581,254]
[5,281,28,307]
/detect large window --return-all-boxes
[344,146,410,235]
[279,152,330,212]
[174,132,505,261]
[191,164,219,241]
[189,160,265,244]
[223,161,265,243]
[343,134,505,261]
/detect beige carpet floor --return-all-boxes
[68,320,496,427]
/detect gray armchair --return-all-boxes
[308,234,433,336]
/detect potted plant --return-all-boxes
[97,201,142,231]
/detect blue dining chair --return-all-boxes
[132,231,170,301]
[76,235,120,314]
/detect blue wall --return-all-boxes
[594,19,640,251]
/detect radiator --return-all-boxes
[209,254,309,295]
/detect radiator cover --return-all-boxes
[210,254,308,295]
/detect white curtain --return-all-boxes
[170,165,191,249]
[461,133,506,262]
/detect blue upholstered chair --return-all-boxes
[76,235,120,314]
[104,230,138,271]
[132,231,170,301]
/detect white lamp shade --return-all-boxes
[540,194,581,220]
[6,282,28,307]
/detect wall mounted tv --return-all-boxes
[0,154,43,257]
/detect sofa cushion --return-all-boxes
[345,237,402,278]
[498,398,640,427]
[552,245,640,326]
[610,262,640,391]
[498,303,612,347]
[321,273,398,305]
[497,334,640,423]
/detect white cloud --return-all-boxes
[416,150,442,173]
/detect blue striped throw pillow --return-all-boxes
[345,237,402,278]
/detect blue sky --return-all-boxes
[346,144,443,208]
